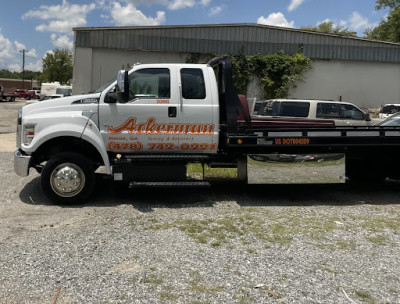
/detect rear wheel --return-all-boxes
[41,152,95,204]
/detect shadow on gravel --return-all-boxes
[19,174,400,211]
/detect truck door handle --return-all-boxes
[168,107,177,117]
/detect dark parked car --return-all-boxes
[377,112,400,126]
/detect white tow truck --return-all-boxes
[14,57,400,203]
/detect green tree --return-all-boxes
[376,0,400,9]
[187,51,311,99]
[0,69,42,80]
[301,21,357,37]
[41,49,73,84]
[365,0,400,42]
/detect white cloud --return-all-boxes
[0,34,13,61]
[257,12,295,28]
[4,58,42,73]
[22,0,96,34]
[51,34,73,50]
[114,0,209,9]
[168,0,195,10]
[111,2,166,26]
[349,12,371,31]
[200,0,211,6]
[26,60,43,72]
[14,41,26,52]
[45,50,55,56]
[288,0,304,12]
[35,17,89,34]
[118,0,168,5]
[26,49,38,58]
[317,12,377,35]
[7,63,21,72]
[209,5,223,16]
[0,33,28,69]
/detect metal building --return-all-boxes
[73,23,400,108]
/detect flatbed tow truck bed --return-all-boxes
[228,126,400,154]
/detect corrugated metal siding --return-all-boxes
[74,24,400,63]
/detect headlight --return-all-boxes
[23,124,35,145]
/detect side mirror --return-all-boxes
[365,113,371,121]
[117,70,129,103]
[104,91,117,104]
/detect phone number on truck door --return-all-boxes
[148,143,217,150]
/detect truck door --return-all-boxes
[176,67,218,153]
[99,66,178,153]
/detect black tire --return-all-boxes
[26,95,31,100]
[41,152,95,204]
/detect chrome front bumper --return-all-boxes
[14,149,31,177]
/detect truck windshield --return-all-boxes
[95,77,116,93]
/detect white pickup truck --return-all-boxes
[253,99,381,126]
[14,57,400,203]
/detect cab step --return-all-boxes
[129,181,210,188]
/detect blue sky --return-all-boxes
[0,0,389,72]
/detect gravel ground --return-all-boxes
[1,100,400,303]
[1,149,400,304]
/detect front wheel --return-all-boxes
[41,152,95,204]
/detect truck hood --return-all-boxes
[21,93,101,116]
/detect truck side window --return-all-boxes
[317,103,341,119]
[279,102,309,117]
[181,68,206,99]
[128,68,170,100]
[258,101,279,116]
[341,104,365,120]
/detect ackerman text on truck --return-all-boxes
[14,57,400,203]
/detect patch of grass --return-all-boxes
[187,269,223,294]
[144,211,350,248]
[176,217,244,246]
[141,273,163,285]
[359,216,400,233]
[263,234,293,246]
[367,235,392,246]
[247,248,257,254]
[142,206,400,251]
[248,156,345,168]
[187,163,237,179]
[149,217,159,224]
[319,265,337,275]
[188,280,223,294]
[148,222,174,230]
[355,290,377,304]
[336,240,357,250]
[159,291,179,301]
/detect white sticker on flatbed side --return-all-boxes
[114,173,123,181]
[257,138,273,145]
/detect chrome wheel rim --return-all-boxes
[50,163,85,198]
